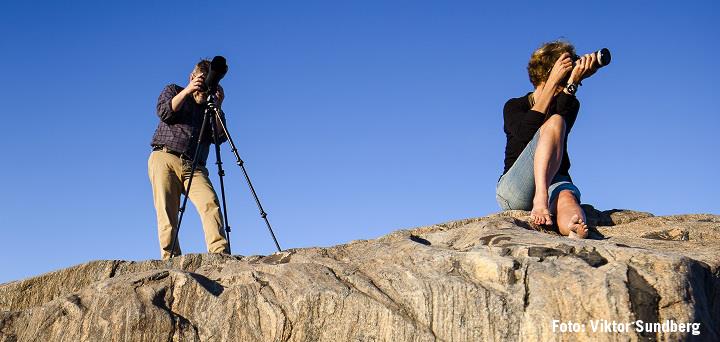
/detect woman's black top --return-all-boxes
[502,92,580,176]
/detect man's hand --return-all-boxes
[568,53,598,85]
[183,73,206,97]
[547,52,573,87]
[171,73,206,112]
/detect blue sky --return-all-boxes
[0,1,718,283]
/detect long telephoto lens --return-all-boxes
[573,48,611,68]
[205,56,228,94]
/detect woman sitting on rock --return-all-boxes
[496,40,598,238]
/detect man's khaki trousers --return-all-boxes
[148,150,229,260]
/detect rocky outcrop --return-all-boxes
[1,208,718,341]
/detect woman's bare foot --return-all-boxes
[531,198,553,226]
[566,214,588,239]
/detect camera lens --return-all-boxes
[597,48,611,67]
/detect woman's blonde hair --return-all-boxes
[527,40,576,87]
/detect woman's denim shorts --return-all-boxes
[496,131,581,211]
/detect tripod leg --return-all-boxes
[210,113,232,254]
[213,108,282,252]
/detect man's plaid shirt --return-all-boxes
[150,84,227,165]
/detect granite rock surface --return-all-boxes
[1,208,718,341]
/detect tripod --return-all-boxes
[168,94,282,257]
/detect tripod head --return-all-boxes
[205,93,221,108]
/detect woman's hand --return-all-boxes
[532,52,573,114]
[546,52,573,87]
[568,53,598,85]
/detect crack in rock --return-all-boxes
[626,266,660,340]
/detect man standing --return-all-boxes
[148,59,229,259]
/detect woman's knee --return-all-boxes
[556,189,579,206]
[540,114,566,135]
